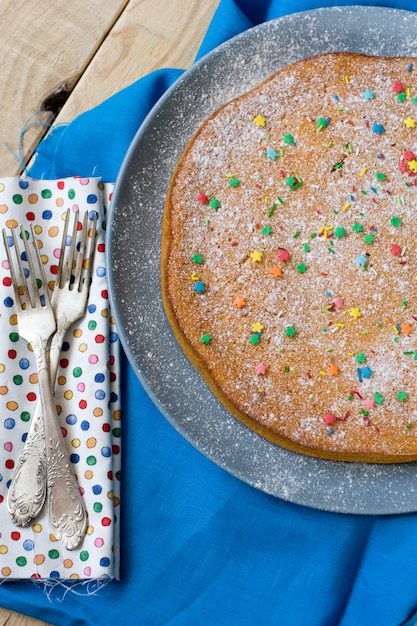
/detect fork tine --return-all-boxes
[83,211,97,286]
[2,228,22,306]
[56,209,71,289]
[72,210,97,292]
[71,209,84,290]
[22,225,45,309]
[12,227,34,309]
[29,225,52,309]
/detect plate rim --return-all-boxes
[107,5,417,515]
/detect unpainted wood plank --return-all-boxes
[54,0,220,123]
[0,606,50,626]
[0,0,129,175]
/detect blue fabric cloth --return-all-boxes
[2,1,417,624]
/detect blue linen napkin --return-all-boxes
[2,1,417,625]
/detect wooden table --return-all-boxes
[0,0,219,624]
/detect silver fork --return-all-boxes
[7,210,97,530]
[3,220,90,550]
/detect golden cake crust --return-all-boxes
[161,52,417,463]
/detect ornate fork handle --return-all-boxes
[32,333,87,550]
[8,333,71,526]
[7,319,72,527]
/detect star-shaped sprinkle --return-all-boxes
[401,323,412,336]
[356,253,368,266]
[352,223,364,233]
[254,114,266,127]
[373,123,385,135]
[209,198,220,209]
[277,248,290,262]
[392,81,404,94]
[252,322,264,334]
[270,265,282,278]
[266,148,278,160]
[374,392,384,405]
[250,250,263,262]
[261,226,273,235]
[327,363,339,376]
[201,334,211,344]
[249,334,260,345]
[404,117,416,128]
[363,233,375,244]
[316,116,331,130]
[229,177,240,187]
[192,253,204,264]
[283,133,294,144]
[390,216,401,227]
[356,352,366,363]
[364,397,375,410]
[194,281,205,294]
[362,89,375,100]
[255,362,268,375]
[333,297,344,309]
[323,412,336,425]
[361,366,373,379]
[349,307,362,320]
[197,193,209,204]
[408,159,417,170]
[334,226,346,239]
[404,150,415,161]
[234,296,246,309]
[285,325,297,338]
[397,391,408,402]
[296,263,307,274]
[390,244,402,256]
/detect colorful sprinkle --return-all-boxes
[194,281,205,294]
[209,198,220,210]
[285,325,297,338]
[362,89,375,100]
[349,307,362,320]
[404,117,416,128]
[254,115,266,127]
[255,362,268,375]
[323,412,336,425]
[234,296,246,308]
[250,250,263,262]
[390,216,402,227]
[372,123,385,135]
[374,392,384,405]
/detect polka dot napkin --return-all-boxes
[0,177,120,581]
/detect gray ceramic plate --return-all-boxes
[107,6,417,515]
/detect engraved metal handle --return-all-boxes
[7,323,69,527]
[33,336,87,550]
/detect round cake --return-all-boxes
[161,52,417,463]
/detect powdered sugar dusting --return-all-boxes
[109,7,417,513]
[167,52,417,459]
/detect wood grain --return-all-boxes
[0,607,50,626]
[53,0,220,123]
[0,0,129,175]
[0,0,219,624]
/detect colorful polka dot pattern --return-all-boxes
[0,178,120,580]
